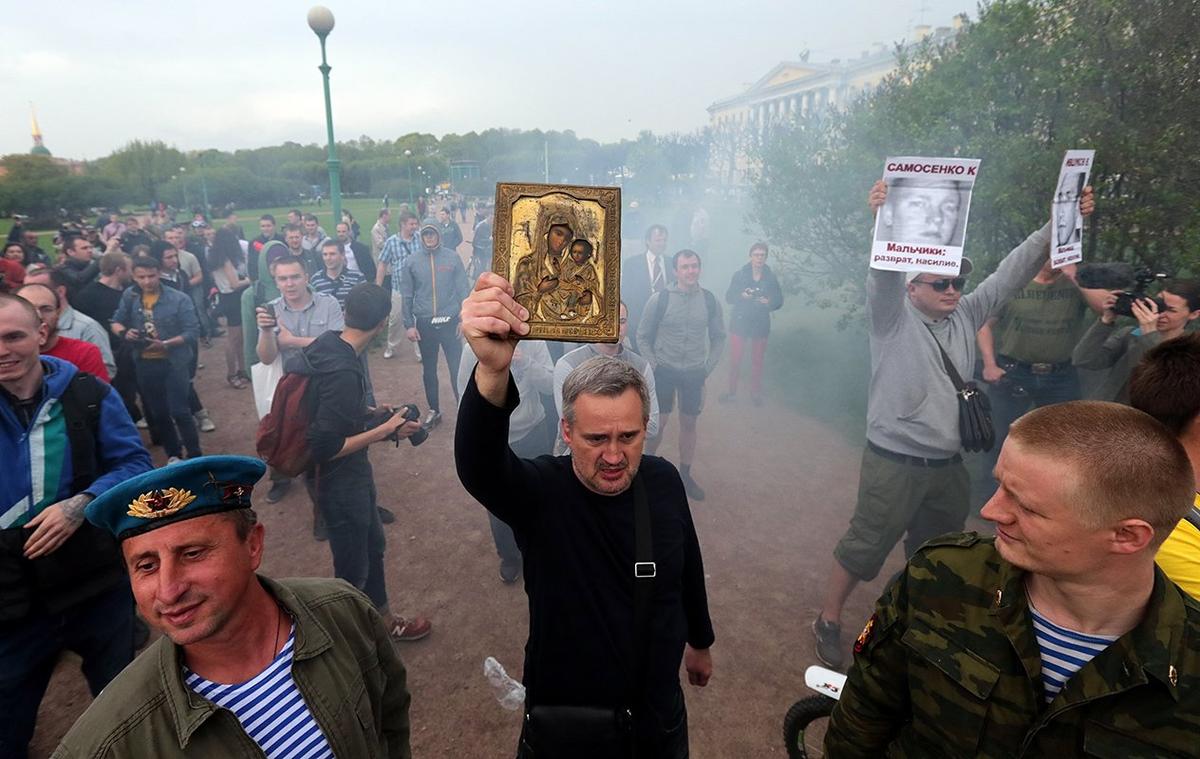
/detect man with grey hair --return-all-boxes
[456,272,715,758]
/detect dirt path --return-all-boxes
[30,226,908,757]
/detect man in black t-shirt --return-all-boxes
[72,251,143,425]
[456,272,715,758]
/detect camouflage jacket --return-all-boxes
[826,533,1200,758]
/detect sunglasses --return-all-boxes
[913,277,966,292]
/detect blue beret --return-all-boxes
[85,456,266,541]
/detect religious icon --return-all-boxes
[493,183,621,342]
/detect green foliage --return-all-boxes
[0,126,706,225]
[0,175,124,222]
[0,154,68,183]
[98,139,186,202]
[752,0,1200,324]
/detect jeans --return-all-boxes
[973,362,1081,509]
[417,317,463,412]
[112,343,143,422]
[136,359,202,458]
[727,333,768,398]
[386,293,406,351]
[0,583,134,759]
[190,286,212,339]
[306,466,388,610]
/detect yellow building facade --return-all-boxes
[708,19,964,185]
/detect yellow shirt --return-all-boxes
[139,291,168,360]
[1157,493,1200,599]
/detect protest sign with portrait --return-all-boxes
[870,156,981,277]
[1050,149,1095,269]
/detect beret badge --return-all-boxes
[127,488,197,520]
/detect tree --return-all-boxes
[0,154,69,183]
[102,140,185,203]
[752,0,1200,323]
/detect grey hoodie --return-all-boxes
[867,223,1051,458]
[399,224,471,327]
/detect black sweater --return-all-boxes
[292,331,371,480]
[455,371,715,734]
[724,263,783,338]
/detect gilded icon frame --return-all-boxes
[492,182,621,342]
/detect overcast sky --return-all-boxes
[1,0,970,160]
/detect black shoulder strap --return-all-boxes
[59,372,106,494]
[702,288,718,325]
[1185,504,1200,532]
[644,289,672,350]
[924,325,967,392]
[631,475,654,711]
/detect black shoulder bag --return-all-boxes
[926,327,995,453]
[521,476,654,758]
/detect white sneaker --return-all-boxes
[166,456,182,466]
[195,412,216,433]
[135,419,149,430]
[383,347,395,359]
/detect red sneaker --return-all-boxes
[390,615,432,642]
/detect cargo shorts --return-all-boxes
[833,443,970,582]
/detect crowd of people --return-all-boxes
[1,169,1198,758]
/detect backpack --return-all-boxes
[642,287,719,351]
[256,373,313,477]
[59,372,106,493]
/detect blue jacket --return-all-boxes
[111,283,199,369]
[0,357,152,529]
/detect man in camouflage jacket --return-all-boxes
[827,401,1200,757]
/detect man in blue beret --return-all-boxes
[53,455,413,759]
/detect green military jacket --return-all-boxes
[826,533,1200,758]
[53,576,411,759]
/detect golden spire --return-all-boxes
[29,103,51,156]
[30,103,42,140]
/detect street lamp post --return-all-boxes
[179,167,190,211]
[307,6,342,230]
[404,149,413,205]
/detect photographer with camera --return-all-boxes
[1072,279,1200,403]
[720,241,783,406]
[290,282,433,643]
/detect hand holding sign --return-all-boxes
[870,157,981,277]
[1050,150,1095,269]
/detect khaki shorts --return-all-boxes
[834,444,970,582]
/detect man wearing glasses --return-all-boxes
[811,179,1095,669]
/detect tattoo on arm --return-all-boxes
[60,494,92,526]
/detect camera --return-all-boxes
[1112,268,1168,318]
[369,404,428,447]
[1075,263,1168,318]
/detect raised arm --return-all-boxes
[866,180,909,339]
[960,187,1095,329]
[977,317,1006,384]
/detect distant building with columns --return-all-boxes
[707,18,965,186]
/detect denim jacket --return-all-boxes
[111,284,198,369]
